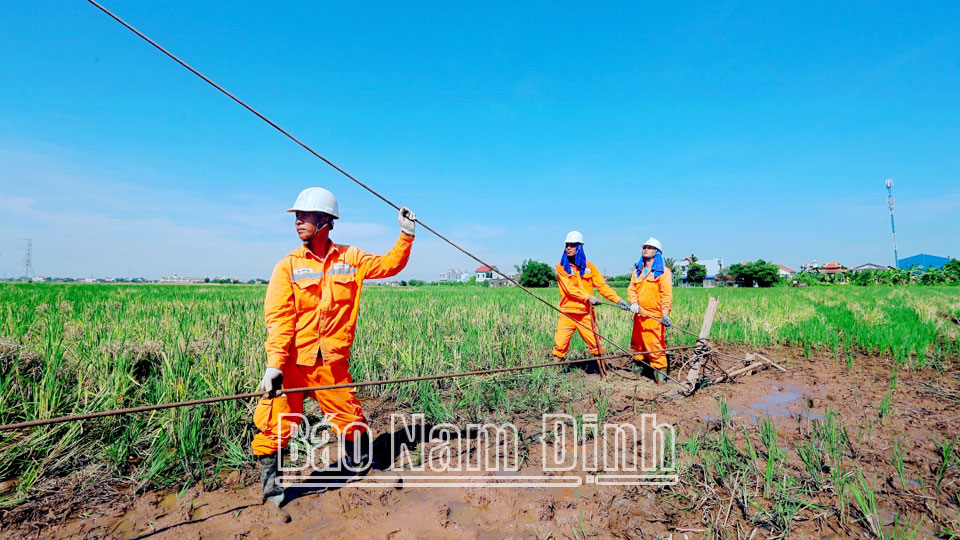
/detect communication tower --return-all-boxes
[885,179,898,268]
[22,238,35,280]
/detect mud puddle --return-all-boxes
[723,380,825,422]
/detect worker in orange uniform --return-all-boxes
[254,186,416,506]
[627,237,673,383]
[552,231,630,361]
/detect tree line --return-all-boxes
[512,257,960,288]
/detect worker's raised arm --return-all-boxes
[263,258,296,369]
[555,262,589,303]
[589,262,623,304]
[354,207,416,279]
[353,233,414,280]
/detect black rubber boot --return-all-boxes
[258,454,285,506]
[342,431,374,472]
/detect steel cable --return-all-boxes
[0,345,696,431]
[596,300,702,338]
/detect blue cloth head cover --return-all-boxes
[636,249,664,278]
[561,243,587,276]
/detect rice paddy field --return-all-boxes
[1,282,959,538]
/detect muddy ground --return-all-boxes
[3,346,959,539]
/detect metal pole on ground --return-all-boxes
[684,296,719,393]
[589,304,607,377]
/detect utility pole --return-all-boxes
[885,179,898,269]
[22,238,35,280]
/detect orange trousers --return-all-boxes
[630,316,667,370]
[251,359,366,456]
[552,311,603,358]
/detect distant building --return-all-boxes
[439,269,471,283]
[487,274,519,288]
[31,276,46,282]
[803,261,845,275]
[677,258,723,287]
[849,263,890,272]
[776,265,797,279]
[475,265,495,282]
[817,261,846,274]
[897,254,950,271]
[159,273,206,284]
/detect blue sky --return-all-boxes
[1,1,958,280]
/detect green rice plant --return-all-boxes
[807,407,855,524]
[934,435,958,500]
[859,418,875,445]
[796,437,825,490]
[848,469,882,537]
[878,392,893,421]
[680,433,701,459]
[759,418,782,498]
[571,488,589,540]
[742,426,759,468]
[892,438,907,490]
[889,513,924,540]
[768,471,823,534]
[593,388,610,423]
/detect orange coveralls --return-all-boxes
[251,233,413,456]
[627,267,673,370]
[552,260,623,358]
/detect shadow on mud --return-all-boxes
[130,503,260,539]
[282,423,437,503]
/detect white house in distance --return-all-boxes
[777,264,797,279]
[439,269,471,283]
[475,265,495,282]
[159,273,206,284]
[677,258,723,287]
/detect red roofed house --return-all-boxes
[475,265,495,282]
[776,265,796,279]
[819,261,846,274]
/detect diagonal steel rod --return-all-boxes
[0,345,696,431]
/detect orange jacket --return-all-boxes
[264,233,413,369]
[627,267,673,317]
[554,260,623,314]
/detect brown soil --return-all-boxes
[3,346,959,539]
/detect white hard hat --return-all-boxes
[643,237,662,251]
[287,187,339,218]
[565,230,585,244]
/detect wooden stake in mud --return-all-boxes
[684,296,719,393]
